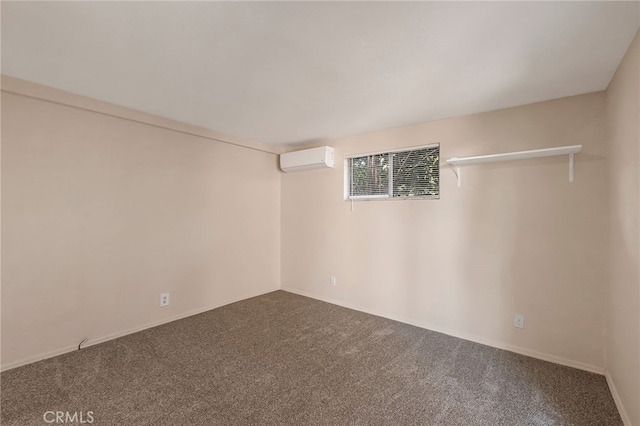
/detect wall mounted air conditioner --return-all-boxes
[280,146,335,173]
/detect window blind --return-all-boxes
[347,145,439,200]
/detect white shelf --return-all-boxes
[446,145,582,187]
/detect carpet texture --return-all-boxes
[1,291,622,425]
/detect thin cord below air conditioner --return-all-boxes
[78,337,88,350]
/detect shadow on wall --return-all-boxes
[450,161,517,342]
[448,147,605,360]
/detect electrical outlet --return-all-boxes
[330,276,336,286]
[160,293,170,307]
[514,314,525,329]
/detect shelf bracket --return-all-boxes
[451,165,461,188]
[569,152,574,183]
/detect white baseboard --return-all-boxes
[281,286,605,375]
[3,285,606,378]
[605,370,632,426]
[1,286,280,372]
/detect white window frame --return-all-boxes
[344,143,440,201]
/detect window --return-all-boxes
[345,144,439,200]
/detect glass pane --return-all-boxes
[392,146,439,197]
[350,153,390,197]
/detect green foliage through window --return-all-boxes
[348,145,439,199]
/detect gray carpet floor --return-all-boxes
[1,290,622,425]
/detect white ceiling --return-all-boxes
[2,2,639,147]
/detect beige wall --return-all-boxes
[2,41,636,420]
[282,92,608,373]
[1,79,281,370]
[605,30,639,426]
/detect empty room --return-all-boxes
[1,2,639,425]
